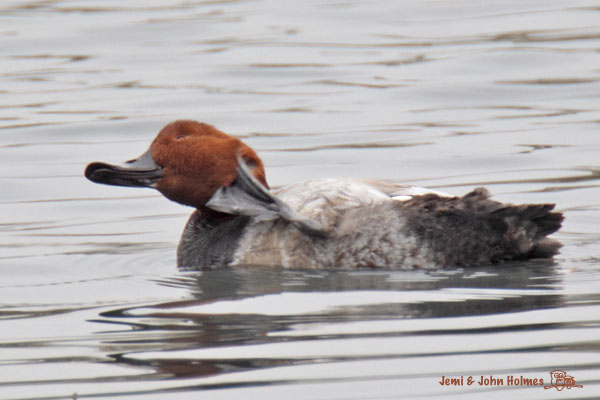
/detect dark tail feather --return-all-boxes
[492,202,564,259]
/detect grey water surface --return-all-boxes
[1,1,599,399]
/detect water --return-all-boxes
[1,1,599,399]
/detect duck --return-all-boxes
[85,120,563,270]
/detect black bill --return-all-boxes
[85,148,163,188]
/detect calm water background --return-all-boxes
[1,1,599,399]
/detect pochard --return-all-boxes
[85,120,563,269]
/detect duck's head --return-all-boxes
[85,120,268,210]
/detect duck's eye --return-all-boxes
[176,135,186,140]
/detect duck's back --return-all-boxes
[227,180,562,269]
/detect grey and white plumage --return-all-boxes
[180,161,562,269]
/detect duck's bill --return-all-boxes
[85,149,163,188]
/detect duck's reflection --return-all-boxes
[96,261,564,382]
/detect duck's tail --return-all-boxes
[402,188,564,267]
[490,200,563,259]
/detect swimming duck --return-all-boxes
[85,120,563,269]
